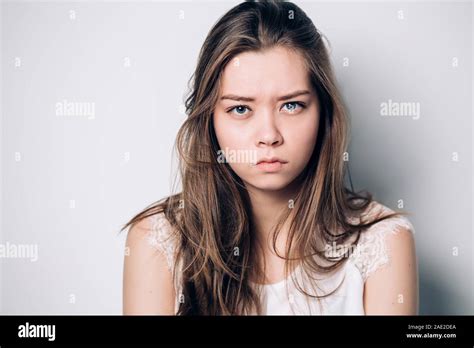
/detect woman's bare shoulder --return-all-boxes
[362,200,415,234]
[123,212,177,315]
[349,200,416,282]
[126,212,178,271]
[357,201,418,314]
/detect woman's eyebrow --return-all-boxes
[220,90,311,102]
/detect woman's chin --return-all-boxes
[244,177,293,192]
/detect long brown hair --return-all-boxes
[122,0,410,315]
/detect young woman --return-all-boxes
[122,0,418,315]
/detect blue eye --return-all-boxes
[227,105,250,116]
[226,101,306,117]
[282,101,305,113]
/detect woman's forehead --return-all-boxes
[219,47,312,100]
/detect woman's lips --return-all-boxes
[256,160,286,172]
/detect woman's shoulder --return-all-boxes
[359,200,415,234]
[146,212,180,271]
[348,200,416,282]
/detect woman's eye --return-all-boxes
[227,105,250,116]
[226,102,305,117]
[282,101,305,114]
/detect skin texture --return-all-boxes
[123,46,418,315]
[364,228,419,314]
[213,46,320,284]
[213,47,319,271]
[123,217,176,315]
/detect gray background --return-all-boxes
[0,0,472,314]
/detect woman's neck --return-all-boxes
[246,178,300,251]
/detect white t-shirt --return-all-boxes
[145,200,415,315]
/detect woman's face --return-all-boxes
[213,46,320,192]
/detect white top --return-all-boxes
[146,200,415,315]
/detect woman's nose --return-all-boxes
[255,110,283,147]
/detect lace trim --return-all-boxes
[145,203,414,289]
[146,213,177,272]
[349,202,415,282]
[146,213,183,314]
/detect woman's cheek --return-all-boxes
[215,118,246,147]
[284,124,318,170]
